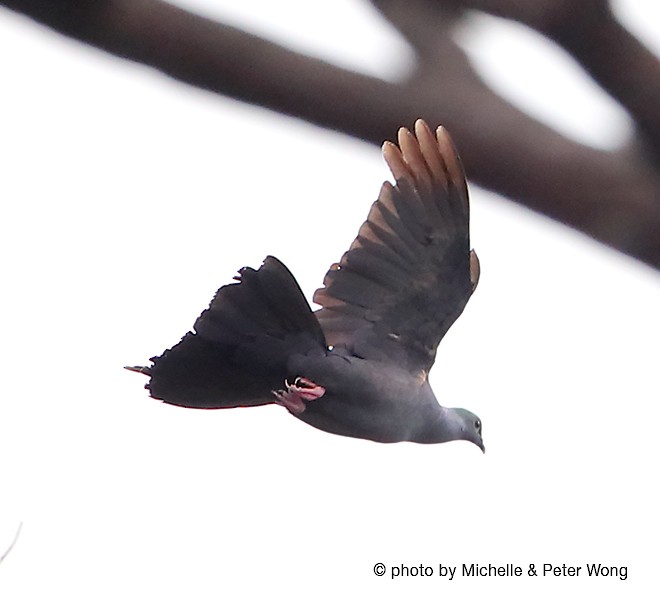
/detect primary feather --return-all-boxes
[313,120,479,374]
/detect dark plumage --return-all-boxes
[127,120,484,450]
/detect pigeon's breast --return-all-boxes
[288,352,435,443]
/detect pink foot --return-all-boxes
[272,377,326,414]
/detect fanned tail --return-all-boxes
[129,256,326,409]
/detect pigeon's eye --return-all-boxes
[474,419,481,432]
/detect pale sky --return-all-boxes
[1,1,658,598]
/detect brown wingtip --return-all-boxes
[414,118,433,138]
[124,365,152,376]
[435,125,468,195]
[413,120,434,149]
[382,139,411,181]
[435,125,456,156]
[398,126,433,192]
[396,125,413,145]
[470,250,480,292]
[382,119,468,192]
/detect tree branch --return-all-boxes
[0,522,22,565]
[554,10,660,158]
[432,0,660,158]
[2,0,660,268]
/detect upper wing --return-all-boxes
[313,119,479,374]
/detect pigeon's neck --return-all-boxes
[413,404,463,444]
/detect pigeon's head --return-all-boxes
[450,408,485,452]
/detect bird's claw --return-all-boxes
[273,377,325,414]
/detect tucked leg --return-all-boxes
[272,377,326,414]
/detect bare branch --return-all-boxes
[2,0,659,268]
[0,522,22,565]
[555,11,660,158]
[370,0,660,267]
[431,0,660,157]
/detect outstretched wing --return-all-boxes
[313,120,479,374]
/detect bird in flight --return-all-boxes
[127,119,483,450]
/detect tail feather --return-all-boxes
[134,256,326,409]
[125,365,152,376]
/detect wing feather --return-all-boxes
[313,119,478,372]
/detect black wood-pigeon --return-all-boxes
[127,120,484,450]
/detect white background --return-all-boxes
[1,1,658,598]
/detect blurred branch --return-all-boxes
[433,0,660,156]
[2,0,659,269]
[0,522,22,565]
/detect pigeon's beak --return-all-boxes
[478,439,486,454]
